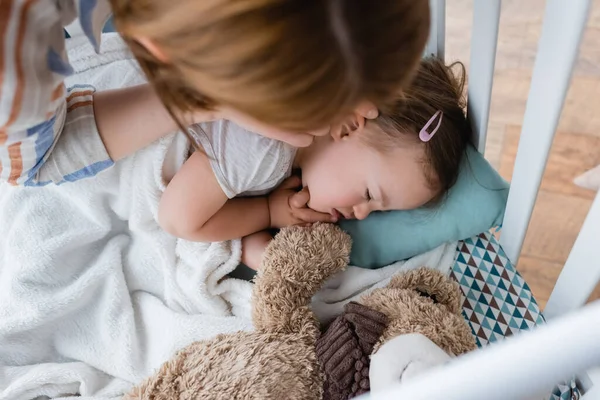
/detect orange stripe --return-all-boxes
[0,0,15,145]
[67,100,93,112]
[0,0,37,137]
[51,83,64,101]
[66,90,94,102]
[7,142,22,185]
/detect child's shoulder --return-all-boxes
[189,120,297,197]
[190,119,294,158]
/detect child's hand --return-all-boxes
[268,176,337,228]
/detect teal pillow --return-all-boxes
[340,145,509,268]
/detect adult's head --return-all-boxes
[110,0,430,143]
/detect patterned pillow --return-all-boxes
[451,232,581,400]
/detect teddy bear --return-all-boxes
[125,223,476,400]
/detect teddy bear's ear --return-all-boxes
[388,268,463,314]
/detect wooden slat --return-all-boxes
[500,0,592,264]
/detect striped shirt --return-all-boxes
[0,0,113,186]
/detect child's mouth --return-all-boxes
[332,209,355,220]
[331,208,356,220]
[331,209,343,220]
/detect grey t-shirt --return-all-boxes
[188,120,297,198]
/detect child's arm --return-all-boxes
[241,231,273,270]
[158,150,267,242]
[158,151,334,242]
[93,85,219,161]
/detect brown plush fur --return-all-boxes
[360,267,477,356]
[125,223,351,400]
[125,225,476,400]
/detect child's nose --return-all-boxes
[353,204,371,220]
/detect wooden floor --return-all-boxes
[446,0,600,309]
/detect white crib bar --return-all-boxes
[582,384,600,399]
[544,191,600,320]
[500,0,592,264]
[362,300,600,400]
[467,0,501,154]
[425,0,445,59]
[580,368,600,396]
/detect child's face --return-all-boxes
[298,124,437,221]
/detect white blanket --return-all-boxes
[0,34,458,400]
[0,34,254,400]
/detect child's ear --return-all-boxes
[135,36,170,64]
[331,113,366,142]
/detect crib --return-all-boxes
[65,2,600,399]
[364,0,600,399]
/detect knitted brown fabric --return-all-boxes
[316,302,389,400]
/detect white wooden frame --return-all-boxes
[366,0,600,398]
[500,0,592,266]
[424,0,446,60]
[60,2,600,398]
[466,0,501,153]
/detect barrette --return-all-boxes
[419,110,443,142]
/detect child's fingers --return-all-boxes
[279,176,302,191]
[289,187,310,209]
[294,208,337,224]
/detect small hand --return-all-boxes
[268,176,337,228]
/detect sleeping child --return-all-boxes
[158,57,472,269]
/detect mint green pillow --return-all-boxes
[339,145,509,268]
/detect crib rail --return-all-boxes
[428,0,592,265]
[544,191,600,320]
[360,300,600,400]
[427,0,501,154]
[466,0,501,154]
[499,0,592,264]
[425,0,446,60]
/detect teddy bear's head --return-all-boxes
[360,267,477,357]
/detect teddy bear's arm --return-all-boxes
[252,224,351,336]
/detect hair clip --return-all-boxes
[419,110,443,142]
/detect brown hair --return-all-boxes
[365,57,471,199]
[109,0,430,132]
